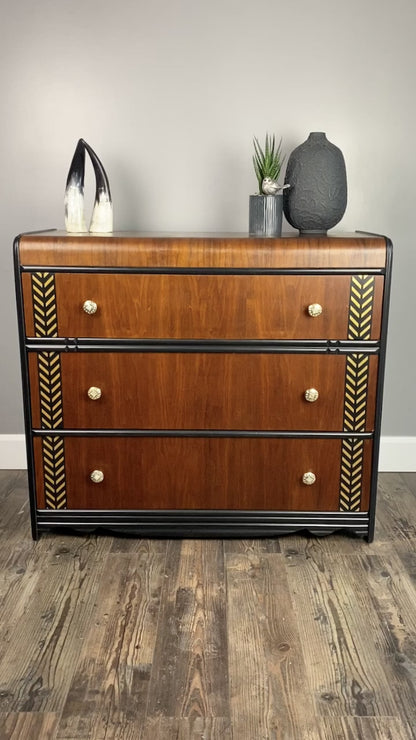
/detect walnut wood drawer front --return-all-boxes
[28,351,378,432]
[33,436,373,512]
[23,272,384,340]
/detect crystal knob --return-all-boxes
[87,386,102,401]
[308,303,323,318]
[302,472,316,486]
[83,300,98,315]
[90,469,104,483]
[304,388,319,403]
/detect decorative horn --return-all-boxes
[64,139,86,233]
[64,138,113,233]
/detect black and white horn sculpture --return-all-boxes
[64,138,113,233]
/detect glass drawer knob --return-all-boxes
[83,300,98,315]
[302,472,316,486]
[87,386,102,401]
[304,388,319,403]
[90,469,104,483]
[308,303,323,317]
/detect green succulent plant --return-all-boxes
[253,133,285,193]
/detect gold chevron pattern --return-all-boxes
[343,353,370,432]
[42,435,66,509]
[347,275,375,341]
[340,438,365,511]
[31,273,67,508]
[38,352,63,430]
[31,272,58,337]
[339,275,375,511]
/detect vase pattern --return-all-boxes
[283,132,347,235]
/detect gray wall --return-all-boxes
[1,0,415,435]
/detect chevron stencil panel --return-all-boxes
[31,272,67,508]
[31,272,58,337]
[38,351,63,430]
[339,274,375,511]
[340,438,365,512]
[344,353,370,433]
[42,435,67,509]
[347,275,375,341]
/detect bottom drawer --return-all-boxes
[33,436,373,512]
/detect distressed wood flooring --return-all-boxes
[0,470,416,739]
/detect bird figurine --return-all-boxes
[261,177,290,196]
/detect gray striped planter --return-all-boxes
[249,194,283,237]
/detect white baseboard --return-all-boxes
[0,434,415,472]
[0,435,27,469]
[377,436,416,472]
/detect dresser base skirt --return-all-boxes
[33,508,373,541]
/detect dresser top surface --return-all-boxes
[15,230,389,269]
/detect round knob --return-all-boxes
[304,388,319,403]
[87,386,102,401]
[90,469,104,483]
[307,303,323,318]
[302,472,316,486]
[83,300,98,315]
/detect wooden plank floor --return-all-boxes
[0,471,415,739]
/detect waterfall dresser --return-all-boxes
[14,231,392,541]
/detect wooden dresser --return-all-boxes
[14,231,392,541]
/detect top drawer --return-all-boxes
[22,272,384,341]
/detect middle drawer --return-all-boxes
[29,352,378,431]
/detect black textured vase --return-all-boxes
[283,132,347,235]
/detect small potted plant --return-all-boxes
[249,133,288,237]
